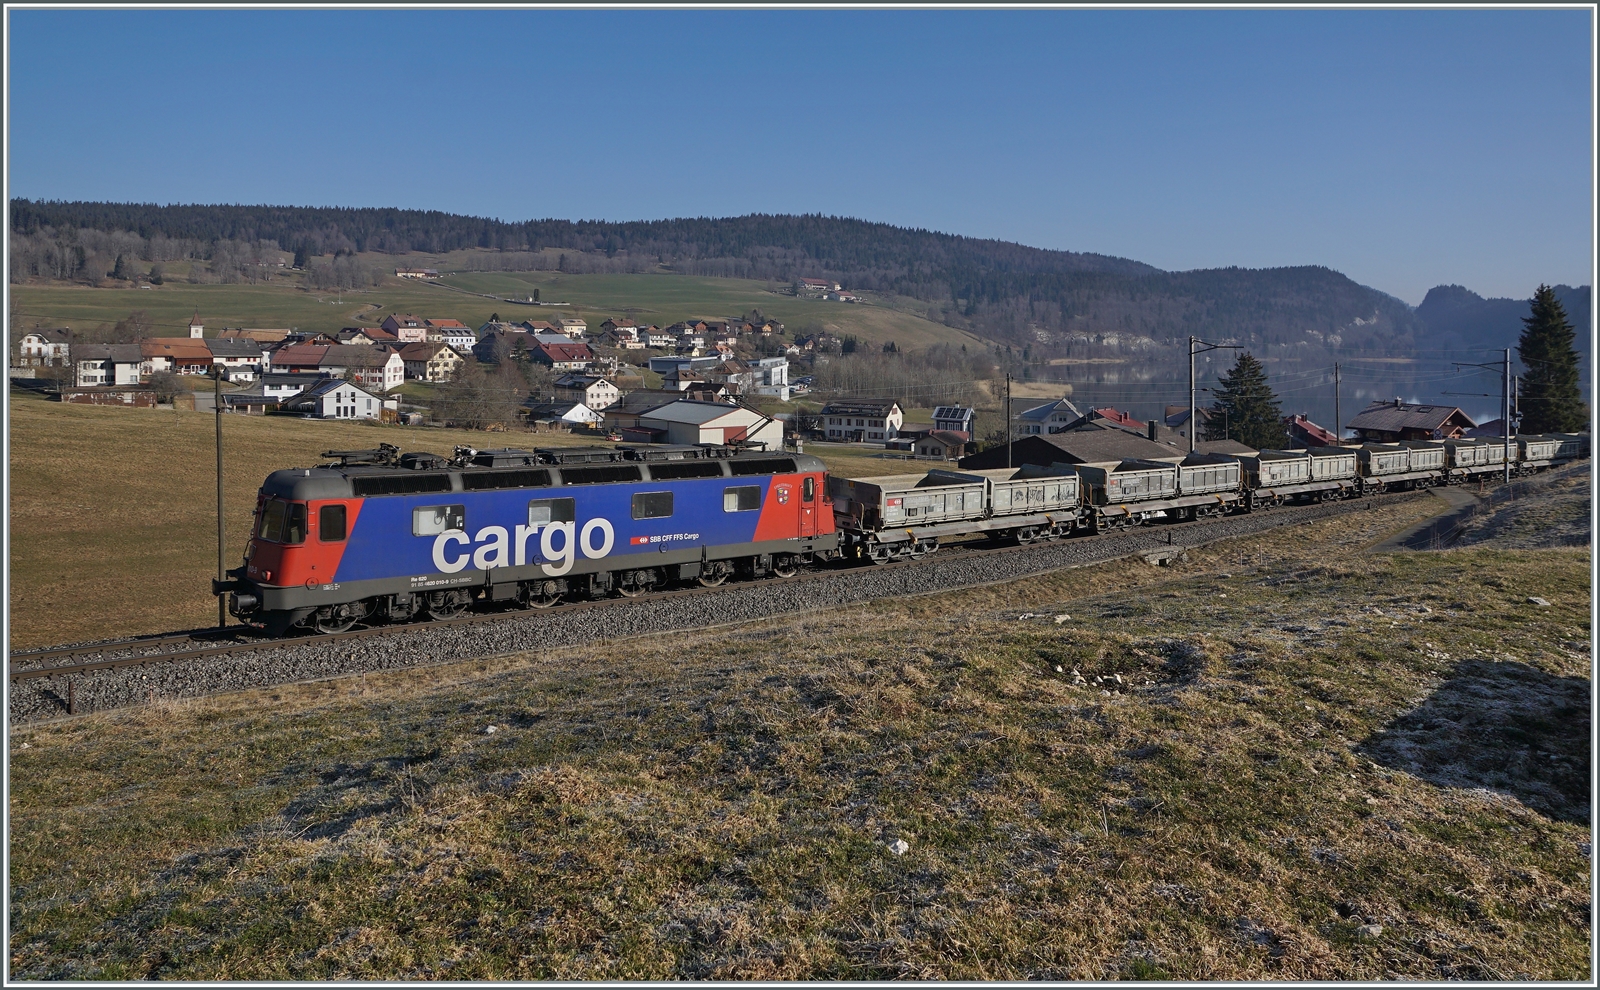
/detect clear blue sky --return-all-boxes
[6,8,1593,305]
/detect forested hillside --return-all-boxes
[10,200,1430,354]
[1416,283,1591,356]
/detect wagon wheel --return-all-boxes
[314,605,361,635]
[771,555,800,578]
[698,561,731,588]
[425,591,469,620]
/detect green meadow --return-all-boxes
[11,265,976,352]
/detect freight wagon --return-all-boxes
[828,464,1084,561]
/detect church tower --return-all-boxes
[188,311,204,338]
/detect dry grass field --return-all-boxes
[7,498,1591,979]
[4,396,902,647]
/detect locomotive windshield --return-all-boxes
[257,499,307,544]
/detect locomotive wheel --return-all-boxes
[314,604,362,634]
[772,554,800,578]
[424,590,469,620]
[698,561,733,587]
[521,580,562,609]
[617,569,657,597]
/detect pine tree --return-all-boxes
[1205,352,1288,449]
[1517,284,1587,434]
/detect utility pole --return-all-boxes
[1333,363,1341,444]
[215,367,227,628]
[1454,350,1514,484]
[1503,347,1512,485]
[1188,336,1241,452]
[1005,372,1012,469]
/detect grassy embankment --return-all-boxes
[7,499,1590,979]
[10,266,978,353]
[5,395,907,647]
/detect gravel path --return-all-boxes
[8,493,1416,724]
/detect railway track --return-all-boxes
[6,490,1433,697]
[5,531,1037,687]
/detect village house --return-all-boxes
[207,338,267,382]
[268,344,404,391]
[1013,397,1084,436]
[473,327,532,363]
[599,317,639,335]
[598,328,646,350]
[267,343,334,375]
[140,339,214,376]
[1284,413,1340,448]
[531,340,596,372]
[16,328,72,367]
[932,405,976,438]
[958,427,1187,472]
[643,327,675,348]
[216,328,293,344]
[554,317,588,339]
[914,431,969,460]
[379,313,429,342]
[553,373,620,411]
[824,289,859,303]
[665,367,708,391]
[520,320,562,335]
[337,327,400,346]
[791,332,841,354]
[397,342,464,382]
[632,400,783,449]
[330,345,406,391]
[600,389,706,432]
[74,343,145,387]
[259,373,321,401]
[1346,399,1476,442]
[704,357,790,400]
[426,321,478,353]
[820,399,904,442]
[284,378,391,420]
[424,317,471,338]
[796,277,837,295]
[522,399,603,431]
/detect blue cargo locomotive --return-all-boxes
[218,444,835,635]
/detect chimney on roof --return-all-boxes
[1394,396,1403,408]
[1147,420,1157,441]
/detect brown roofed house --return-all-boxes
[1346,399,1475,442]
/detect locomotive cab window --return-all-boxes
[257,499,307,545]
[724,486,761,512]
[632,491,673,519]
[318,504,347,542]
[413,505,465,536]
[528,497,575,526]
[803,477,815,502]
